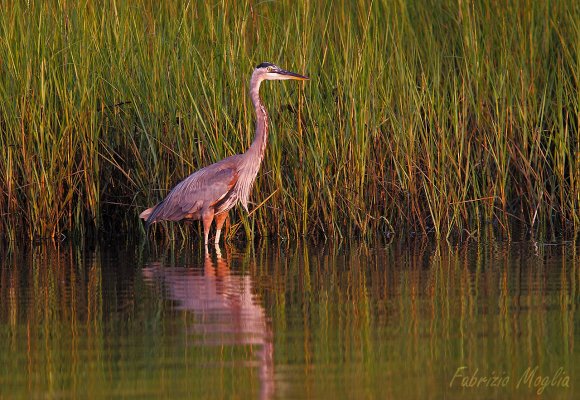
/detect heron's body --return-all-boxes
[140,63,308,245]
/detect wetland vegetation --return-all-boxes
[0,0,578,241]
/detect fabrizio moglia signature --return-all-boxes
[449,366,570,395]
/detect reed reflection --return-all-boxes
[0,240,576,399]
[142,246,274,400]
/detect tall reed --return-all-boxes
[0,0,578,241]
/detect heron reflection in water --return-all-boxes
[140,63,309,245]
[142,248,274,399]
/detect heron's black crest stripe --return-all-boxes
[256,62,275,69]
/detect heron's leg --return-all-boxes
[214,213,228,244]
[201,209,214,246]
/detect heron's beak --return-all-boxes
[276,68,309,80]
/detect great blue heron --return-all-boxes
[140,62,309,244]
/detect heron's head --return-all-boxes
[253,62,309,82]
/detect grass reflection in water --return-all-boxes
[0,240,577,399]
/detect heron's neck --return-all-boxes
[249,77,268,160]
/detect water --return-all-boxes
[0,240,578,399]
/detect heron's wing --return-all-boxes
[144,156,241,223]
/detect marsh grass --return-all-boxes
[0,0,578,241]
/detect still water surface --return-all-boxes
[0,240,578,399]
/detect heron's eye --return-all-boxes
[267,66,274,72]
